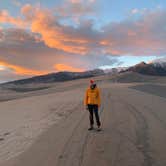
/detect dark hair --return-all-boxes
[90,84,96,89]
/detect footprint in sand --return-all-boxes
[4,132,10,136]
[0,138,4,141]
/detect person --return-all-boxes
[84,79,101,131]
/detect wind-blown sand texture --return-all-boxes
[131,84,166,98]
[0,76,166,166]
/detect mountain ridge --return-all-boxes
[1,61,166,85]
[1,69,105,85]
[122,61,166,76]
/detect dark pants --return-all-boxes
[88,104,101,127]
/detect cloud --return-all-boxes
[22,6,166,56]
[131,8,139,14]
[0,28,41,43]
[0,69,26,83]
[0,60,48,75]
[1,4,166,82]
[1,4,166,57]
[20,5,91,54]
[0,28,69,71]
[130,8,148,15]
[55,0,96,18]
[0,28,113,78]
[102,9,166,56]
[0,10,28,27]
[55,63,84,72]
[150,57,166,63]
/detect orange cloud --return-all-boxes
[1,5,166,59]
[127,30,137,37]
[20,4,91,54]
[55,63,84,72]
[100,40,109,46]
[0,10,28,27]
[30,15,89,54]
[1,5,96,55]
[0,60,48,75]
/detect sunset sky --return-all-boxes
[0,0,166,82]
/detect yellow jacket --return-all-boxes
[84,87,101,106]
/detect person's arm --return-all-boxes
[84,89,88,109]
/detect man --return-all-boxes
[84,80,101,131]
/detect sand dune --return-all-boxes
[109,71,166,83]
[0,85,84,163]
[131,84,166,98]
[0,77,166,166]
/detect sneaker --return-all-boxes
[88,127,94,130]
[97,126,101,131]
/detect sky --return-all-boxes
[0,0,166,82]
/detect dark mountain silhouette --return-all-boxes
[2,69,105,85]
[122,61,166,76]
[1,61,166,86]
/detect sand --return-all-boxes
[0,85,84,163]
[0,78,166,166]
[131,83,166,98]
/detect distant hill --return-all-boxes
[2,69,105,85]
[109,72,164,83]
[1,61,166,86]
[122,61,166,76]
[103,67,128,74]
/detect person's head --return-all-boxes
[90,79,96,90]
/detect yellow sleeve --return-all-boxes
[84,89,88,106]
[97,88,101,106]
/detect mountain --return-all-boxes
[1,60,166,86]
[2,69,105,85]
[151,58,166,68]
[152,61,166,68]
[122,61,166,76]
[103,67,128,74]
